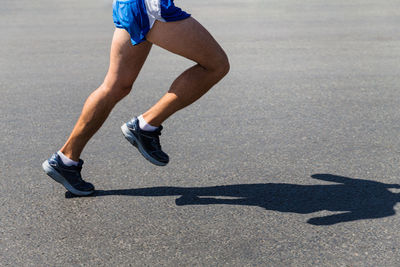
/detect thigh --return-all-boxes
[104,28,153,88]
[145,17,227,69]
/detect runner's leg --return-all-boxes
[60,29,152,161]
[142,17,230,126]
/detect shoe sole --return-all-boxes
[121,124,167,166]
[42,160,94,196]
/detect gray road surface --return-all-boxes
[1,0,400,266]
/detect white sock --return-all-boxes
[138,114,158,132]
[57,151,79,166]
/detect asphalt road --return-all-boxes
[1,0,400,266]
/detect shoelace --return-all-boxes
[75,162,84,182]
[147,127,163,150]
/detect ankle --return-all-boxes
[57,151,79,166]
[138,114,158,131]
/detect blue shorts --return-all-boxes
[113,0,191,46]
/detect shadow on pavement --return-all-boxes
[66,174,400,225]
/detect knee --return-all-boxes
[209,52,230,80]
[218,55,230,78]
[102,82,132,103]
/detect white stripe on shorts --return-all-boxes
[144,0,166,29]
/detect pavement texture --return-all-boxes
[1,0,400,266]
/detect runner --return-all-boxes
[42,0,230,195]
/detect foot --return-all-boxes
[121,117,169,166]
[42,153,95,196]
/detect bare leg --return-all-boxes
[60,29,152,161]
[143,17,230,126]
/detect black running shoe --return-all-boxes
[121,117,169,166]
[42,153,95,196]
